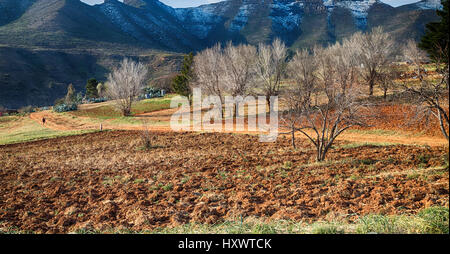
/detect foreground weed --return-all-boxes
[162,183,173,192]
[311,223,344,234]
[67,207,449,234]
[356,207,449,234]
[417,206,449,234]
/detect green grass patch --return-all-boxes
[356,207,449,234]
[338,142,399,149]
[70,95,174,120]
[417,206,449,234]
[2,207,448,234]
[0,117,99,145]
[346,129,401,136]
[0,116,20,126]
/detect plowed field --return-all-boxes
[0,131,448,233]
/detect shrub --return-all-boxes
[84,97,107,104]
[75,92,84,104]
[53,103,78,113]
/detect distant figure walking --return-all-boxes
[42,117,46,126]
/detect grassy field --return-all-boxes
[69,95,175,119]
[0,95,176,145]
[0,116,98,145]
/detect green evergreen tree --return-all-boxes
[86,78,99,98]
[172,52,194,100]
[419,0,449,65]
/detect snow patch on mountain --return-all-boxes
[270,0,302,31]
[99,3,142,38]
[415,0,443,10]
[229,3,250,32]
[334,0,377,29]
[174,6,222,39]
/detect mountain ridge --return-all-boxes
[0,0,442,51]
[0,0,443,109]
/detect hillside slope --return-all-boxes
[0,0,443,108]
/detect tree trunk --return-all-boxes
[122,108,131,116]
[369,79,375,96]
[316,150,323,162]
[291,128,296,149]
[316,145,323,162]
[438,109,449,141]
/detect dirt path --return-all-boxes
[30,111,96,131]
[29,109,448,147]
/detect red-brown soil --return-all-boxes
[0,131,448,233]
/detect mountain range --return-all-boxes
[0,0,443,108]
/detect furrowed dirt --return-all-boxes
[0,131,448,233]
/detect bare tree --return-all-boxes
[222,42,257,117]
[377,64,401,100]
[254,38,287,111]
[330,38,360,95]
[281,49,316,148]
[353,27,395,96]
[401,41,449,141]
[106,58,148,116]
[194,44,226,114]
[287,49,317,105]
[300,87,369,161]
[403,39,429,81]
[296,45,369,161]
[97,82,107,98]
[314,46,335,101]
[222,42,257,97]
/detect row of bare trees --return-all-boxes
[191,28,394,161]
[193,39,287,114]
[190,27,448,160]
[193,27,397,107]
[102,27,447,159]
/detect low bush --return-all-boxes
[53,103,78,113]
[84,97,107,104]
